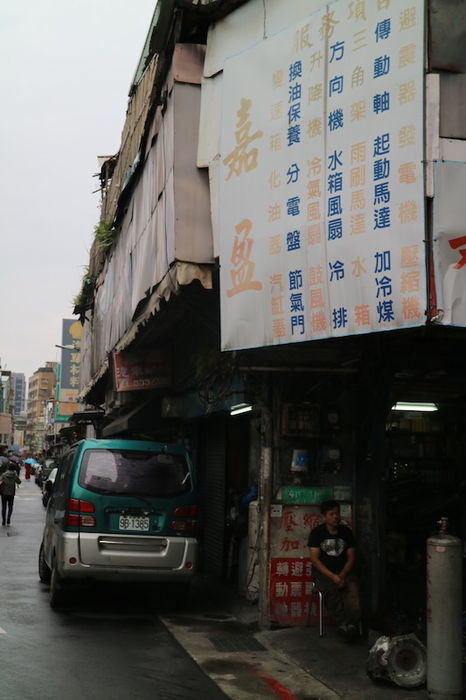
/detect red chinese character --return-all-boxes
[280,538,300,552]
[449,236,466,269]
[303,512,321,530]
[274,560,289,576]
[282,511,299,532]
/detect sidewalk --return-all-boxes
[257,624,427,700]
[184,575,433,699]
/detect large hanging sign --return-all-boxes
[219,0,425,350]
[55,319,82,421]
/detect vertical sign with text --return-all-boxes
[269,503,353,626]
[220,0,425,350]
[56,319,82,419]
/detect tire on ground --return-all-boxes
[38,543,51,584]
[49,555,69,608]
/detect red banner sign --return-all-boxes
[112,350,171,392]
[269,503,353,626]
[270,557,316,626]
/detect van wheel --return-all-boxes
[49,556,67,608]
[38,544,51,583]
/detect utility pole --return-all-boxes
[258,374,273,630]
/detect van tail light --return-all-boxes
[171,519,197,532]
[65,514,80,527]
[65,499,96,527]
[171,505,198,532]
[78,500,95,513]
[173,505,198,517]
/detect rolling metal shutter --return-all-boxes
[201,415,226,577]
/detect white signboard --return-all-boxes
[432,161,466,326]
[219,0,426,350]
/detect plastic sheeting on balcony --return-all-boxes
[80,78,213,398]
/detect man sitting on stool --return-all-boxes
[308,499,360,641]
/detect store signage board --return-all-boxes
[219,0,426,350]
[60,319,82,395]
[269,504,321,626]
[432,160,466,327]
[56,319,82,421]
[269,503,353,626]
[112,350,172,392]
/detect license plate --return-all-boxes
[119,515,149,531]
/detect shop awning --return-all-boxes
[101,400,154,438]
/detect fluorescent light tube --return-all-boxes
[392,402,438,412]
[230,403,253,416]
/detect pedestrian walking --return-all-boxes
[7,455,21,475]
[0,448,9,476]
[0,462,21,526]
[24,458,33,480]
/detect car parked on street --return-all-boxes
[38,438,198,607]
[36,459,57,489]
[42,467,58,507]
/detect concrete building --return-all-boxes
[12,412,27,449]
[74,0,466,635]
[26,362,57,454]
[11,373,26,415]
[0,371,13,446]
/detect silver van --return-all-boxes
[38,438,199,606]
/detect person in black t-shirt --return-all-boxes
[308,500,360,640]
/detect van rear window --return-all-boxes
[79,449,191,497]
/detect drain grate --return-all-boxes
[208,634,266,652]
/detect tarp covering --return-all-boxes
[101,55,158,226]
[80,81,213,395]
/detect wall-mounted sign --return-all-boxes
[269,503,353,626]
[56,319,82,420]
[220,0,426,350]
[112,350,172,392]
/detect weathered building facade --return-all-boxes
[77,0,466,632]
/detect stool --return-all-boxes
[309,581,324,636]
[308,581,362,638]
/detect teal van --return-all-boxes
[38,439,198,607]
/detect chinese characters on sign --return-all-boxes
[269,503,353,625]
[112,350,172,392]
[269,504,321,626]
[57,319,82,420]
[270,556,315,626]
[220,0,425,350]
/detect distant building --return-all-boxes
[11,373,26,415]
[0,371,13,446]
[13,412,27,448]
[25,362,57,453]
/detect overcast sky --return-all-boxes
[0,0,156,382]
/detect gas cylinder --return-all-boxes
[426,518,463,700]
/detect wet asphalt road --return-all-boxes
[0,476,226,700]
